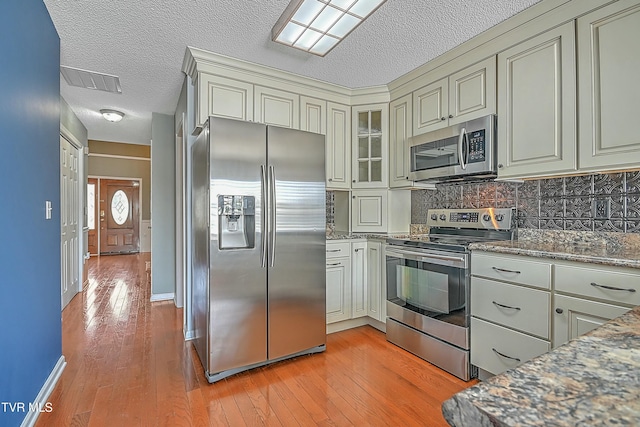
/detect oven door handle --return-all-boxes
[386,248,467,268]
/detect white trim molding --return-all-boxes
[88,153,150,162]
[20,356,66,427]
[150,292,175,302]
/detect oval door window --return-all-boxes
[111,190,129,225]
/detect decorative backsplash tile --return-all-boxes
[326,191,335,226]
[411,171,640,233]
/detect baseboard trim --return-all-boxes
[20,355,66,427]
[327,316,387,334]
[150,292,175,302]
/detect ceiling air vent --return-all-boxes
[60,66,122,94]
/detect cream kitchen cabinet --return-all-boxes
[366,241,382,322]
[352,104,388,189]
[553,261,639,348]
[496,22,577,179]
[389,94,413,189]
[326,242,351,324]
[194,74,254,131]
[300,96,326,135]
[413,56,496,136]
[577,0,640,172]
[326,102,351,190]
[470,251,552,376]
[254,86,299,129]
[351,189,411,234]
[351,241,368,319]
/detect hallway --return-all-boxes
[36,254,471,426]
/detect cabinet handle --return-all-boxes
[352,180,356,183]
[326,249,341,253]
[492,266,521,274]
[441,117,446,121]
[352,196,356,199]
[492,348,521,362]
[555,308,564,314]
[449,114,453,119]
[328,178,333,182]
[326,262,341,266]
[492,301,521,311]
[498,164,504,169]
[590,282,636,293]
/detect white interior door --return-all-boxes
[61,135,80,309]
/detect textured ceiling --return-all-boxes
[44,0,541,145]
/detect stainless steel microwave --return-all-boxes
[408,115,497,182]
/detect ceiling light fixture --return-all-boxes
[100,109,125,122]
[272,0,387,56]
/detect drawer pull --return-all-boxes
[326,262,341,266]
[492,267,521,274]
[326,249,342,253]
[492,301,521,311]
[492,348,521,362]
[590,282,636,293]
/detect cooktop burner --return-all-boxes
[387,208,516,253]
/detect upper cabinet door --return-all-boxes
[352,104,389,189]
[326,102,351,190]
[300,96,326,135]
[497,22,577,179]
[389,94,413,188]
[197,74,254,129]
[578,0,640,172]
[413,77,448,135]
[448,56,496,126]
[254,86,299,129]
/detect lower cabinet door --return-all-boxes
[326,258,351,324]
[553,294,630,348]
[471,317,550,376]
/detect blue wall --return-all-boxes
[0,1,62,426]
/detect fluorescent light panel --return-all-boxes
[272,0,386,56]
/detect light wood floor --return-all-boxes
[36,253,474,426]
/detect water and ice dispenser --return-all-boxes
[218,195,255,249]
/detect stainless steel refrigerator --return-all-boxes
[191,116,326,383]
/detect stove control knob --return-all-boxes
[482,214,491,221]
[430,214,438,221]
[495,214,505,222]
[439,214,447,221]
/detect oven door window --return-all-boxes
[387,256,465,317]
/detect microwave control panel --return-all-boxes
[467,129,485,163]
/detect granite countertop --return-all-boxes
[442,305,640,426]
[469,229,640,269]
[326,233,411,241]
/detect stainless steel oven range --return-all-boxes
[385,207,515,381]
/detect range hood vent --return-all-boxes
[60,66,122,94]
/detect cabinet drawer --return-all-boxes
[471,277,550,339]
[471,252,551,289]
[471,318,550,376]
[555,264,640,306]
[326,242,350,259]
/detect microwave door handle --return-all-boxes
[458,128,467,170]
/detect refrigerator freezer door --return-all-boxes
[266,126,327,360]
[208,118,268,374]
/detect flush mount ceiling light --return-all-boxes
[272,0,387,56]
[100,109,125,122]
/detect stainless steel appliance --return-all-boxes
[408,115,497,182]
[385,207,515,380]
[192,117,326,383]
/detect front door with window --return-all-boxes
[99,179,140,254]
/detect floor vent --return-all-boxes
[60,66,122,94]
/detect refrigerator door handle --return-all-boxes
[269,165,277,267]
[260,164,268,268]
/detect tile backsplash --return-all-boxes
[411,171,640,233]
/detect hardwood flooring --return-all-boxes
[36,253,474,426]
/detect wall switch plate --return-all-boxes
[45,201,52,220]
[593,197,611,220]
